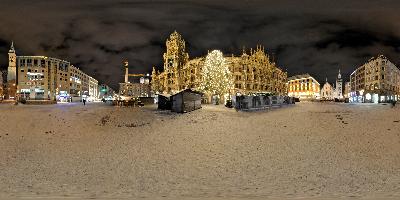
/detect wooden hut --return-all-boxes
[157,94,171,110]
[139,97,154,105]
[171,89,202,113]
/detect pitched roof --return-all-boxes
[171,88,203,96]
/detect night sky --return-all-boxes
[1,0,400,89]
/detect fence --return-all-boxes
[233,95,295,111]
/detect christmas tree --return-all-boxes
[200,50,233,99]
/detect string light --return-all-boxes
[199,50,233,98]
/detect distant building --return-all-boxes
[98,84,115,99]
[69,65,98,99]
[7,42,98,101]
[0,70,6,83]
[349,55,400,103]
[119,60,151,98]
[320,78,334,100]
[0,70,5,99]
[287,74,320,100]
[119,82,151,97]
[344,82,351,98]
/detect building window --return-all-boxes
[382,75,384,80]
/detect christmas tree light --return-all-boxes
[199,50,233,99]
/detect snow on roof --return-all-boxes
[288,73,313,81]
[171,88,203,96]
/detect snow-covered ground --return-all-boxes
[0,102,399,199]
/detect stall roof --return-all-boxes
[171,89,203,97]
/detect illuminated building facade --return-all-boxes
[151,31,287,102]
[119,82,151,97]
[89,76,99,99]
[320,78,334,100]
[344,82,351,98]
[350,55,400,103]
[287,74,320,100]
[7,43,98,101]
[16,55,70,100]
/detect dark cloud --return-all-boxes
[1,0,400,89]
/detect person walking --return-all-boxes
[83,98,86,106]
[391,100,396,108]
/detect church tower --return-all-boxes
[7,41,17,82]
[335,69,343,99]
[7,41,17,99]
[163,31,189,93]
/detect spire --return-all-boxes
[170,30,180,40]
[152,66,157,76]
[9,41,15,53]
[325,77,328,83]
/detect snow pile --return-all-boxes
[0,102,399,199]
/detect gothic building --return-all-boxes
[151,31,287,101]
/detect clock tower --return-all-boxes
[162,31,189,93]
[335,69,343,100]
[7,41,16,81]
[7,41,17,99]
